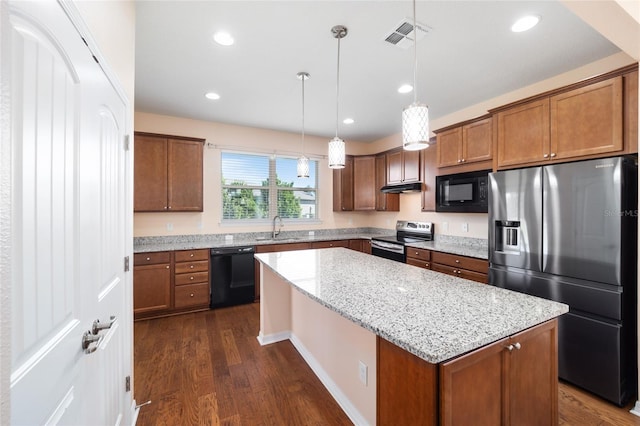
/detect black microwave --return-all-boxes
[435,170,489,213]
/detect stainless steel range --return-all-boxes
[371,220,433,262]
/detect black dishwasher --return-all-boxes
[210,246,255,309]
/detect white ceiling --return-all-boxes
[134,1,620,143]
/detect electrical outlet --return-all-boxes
[358,361,368,385]
[166,223,173,231]
[462,222,469,232]
[442,222,449,232]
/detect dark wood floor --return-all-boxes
[134,303,640,425]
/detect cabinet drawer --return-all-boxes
[174,249,209,262]
[174,260,208,274]
[407,248,431,261]
[174,283,210,308]
[175,271,209,286]
[134,251,171,265]
[431,251,488,274]
[310,240,349,249]
[431,263,488,284]
[406,257,431,270]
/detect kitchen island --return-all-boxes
[255,248,568,425]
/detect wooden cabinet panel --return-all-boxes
[437,127,462,168]
[134,262,171,315]
[407,247,430,262]
[174,260,208,274]
[440,336,505,426]
[496,98,550,168]
[134,135,168,211]
[310,240,349,249]
[168,139,204,211]
[377,337,438,426]
[421,145,437,212]
[175,271,209,286]
[134,133,204,212]
[174,283,209,309]
[403,150,421,182]
[332,155,354,211]
[353,156,376,211]
[441,320,558,426]
[624,70,638,153]
[386,149,420,184]
[462,117,493,164]
[406,257,431,270]
[348,239,363,252]
[431,263,488,284]
[387,150,403,184]
[134,251,171,265]
[430,251,488,274]
[256,242,311,253]
[550,77,623,160]
[362,239,372,255]
[375,154,399,211]
[174,249,209,262]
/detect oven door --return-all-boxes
[371,239,406,262]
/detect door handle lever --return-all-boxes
[92,315,116,335]
[82,330,101,354]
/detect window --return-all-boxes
[221,152,318,222]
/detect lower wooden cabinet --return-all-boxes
[311,240,349,249]
[440,319,558,425]
[134,249,210,320]
[378,319,558,426]
[406,247,431,269]
[430,251,488,283]
[133,252,171,316]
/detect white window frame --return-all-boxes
[220,151,320,225]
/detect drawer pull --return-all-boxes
[146,257,150,261]
[166,265,170,269]
[190,293,194,297]
[425,263,430,268]
[190,276,194,280]
[190,253,194,257]
[455,259,460,263]
[190,265,194,269]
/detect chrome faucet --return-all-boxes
[272,215,283,239]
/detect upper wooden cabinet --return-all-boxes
[624,70,638,154]
[353,156,376,211]
[332,155,354,211]
[496,76,625,169]
[421,145,437,212]
[387,149,420,185]
[375,154,399,212]
[134,132,205,212]
[436,116,492,170]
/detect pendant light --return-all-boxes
[402,0,429,151]
[328,25,347,169]
[296,72,310,178]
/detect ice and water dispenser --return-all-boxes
[494,220,521,254]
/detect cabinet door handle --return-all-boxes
[164,206,168,210]
[461,158,465,163]
[425,263,430,268]
[505,344,514,352]
[190,293,194,297]
[514,342,521,350]
[550,153,556,158]
[166,265,170,269]
[457,159,462,163]
[543,153,549,158]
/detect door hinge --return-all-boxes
[124,256,130,272]
[124,134,130,151]
[125,375,131,392]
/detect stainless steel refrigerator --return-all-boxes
[488,156,637,406]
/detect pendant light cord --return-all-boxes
[412,0,418,105]
[335,35,341,138]
[301,75,305,154]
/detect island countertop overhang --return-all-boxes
[255,247,568,364]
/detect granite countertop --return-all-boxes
[255,248,567,364]
[133,228,489,260]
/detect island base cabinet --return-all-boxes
[377,337,438,426]
[440,319,558,426]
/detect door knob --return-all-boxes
[82,330,101,354]
[92,315,116,335]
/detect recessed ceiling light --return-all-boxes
[511,15,540,33]
[343,118,354,125]
[398,84,413,94]
[213,31,234,46]
[205,92,220,100]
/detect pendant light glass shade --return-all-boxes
[328,25,348,169]
[297,155,310,177]
[402,0,429,151]
[328,137,346,169]
[402,102,430,150]
[296,72,310,178]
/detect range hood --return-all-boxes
[380,182,422,193]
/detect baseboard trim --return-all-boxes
[256,331,291,346]
[630,400,640,417]
[289,334,370,426]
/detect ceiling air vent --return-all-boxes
[384,18,431,49]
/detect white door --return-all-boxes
[6,1,132,424]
